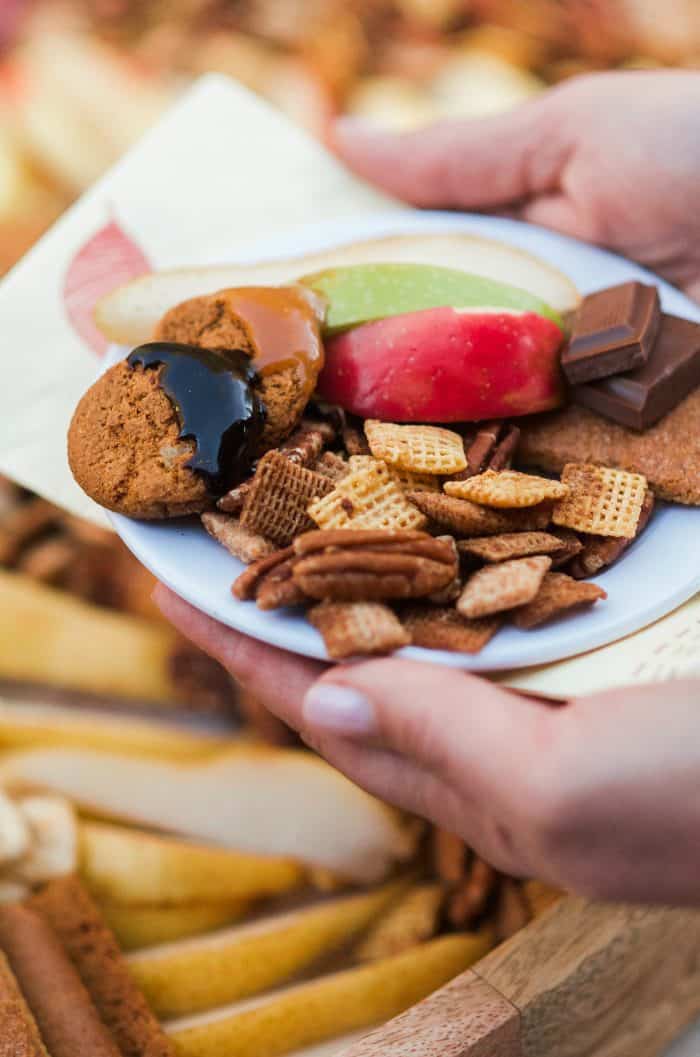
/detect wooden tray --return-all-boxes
[338,898,700,1057]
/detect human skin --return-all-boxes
[334,71,700,303]
[156,72,700,906]
[156,587,700,907]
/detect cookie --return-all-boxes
[156,288,321,448]
[68,360,211,520]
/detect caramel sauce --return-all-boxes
[218,285,326,401]
[128,343,265,496]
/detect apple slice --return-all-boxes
[0,747,418,883]
[303,262,564,333]
[80,820,305,904]
[0,700,225,762]
[100,901,251,952]
[94,232,579,345]
[165,933,491,1057]
[319,306,564,422]
[129,882,404,1018]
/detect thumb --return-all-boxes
[302,659,551,792]
[300,659,559,873]
[331,97,566,210]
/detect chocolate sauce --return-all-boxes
[128,342,265,495]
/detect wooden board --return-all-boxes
[477,898,700,1057]
[333,898,700,1057]
[341,970,520,1057]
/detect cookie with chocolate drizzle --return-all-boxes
[67,285,326,520]
[155,285,325,447]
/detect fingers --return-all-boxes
[303,658,540,773]
[154,585,324,717]
[299,662,558,875]
[332,97,567,209]
[519,193,598,243]
[299,659,558,868]
[301,731,465,835]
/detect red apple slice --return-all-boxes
[318,306,564,422]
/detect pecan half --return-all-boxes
[449,421,521,482]
[292,530,458,602]
[232,546,308,609]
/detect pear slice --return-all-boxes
[353,884,444,962]
[304,262,564,333]
[129,882,404,1018]
[100,902,252,952]
[0,747,418,882]
[0,569,183,706]
[0,700,226,762]
[166,932,491,1057]
[80,821,305,905]
[94,232,579,345]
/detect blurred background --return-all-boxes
[1,0,699,726]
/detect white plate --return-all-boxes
[109,211,700,671]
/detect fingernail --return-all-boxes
[303,684,376,736]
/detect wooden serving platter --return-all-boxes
[337,898,700,1057]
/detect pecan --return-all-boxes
[233,548,295,600]
[489,424,521,471]
[280,418,335,466]
[295,529,442,557]
[449,421,521,481]
[232,546,308,609]
[292,531,458,602]
[217,482,250,514]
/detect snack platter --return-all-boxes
[71,212,700,671]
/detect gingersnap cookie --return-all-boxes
[155,285,325,448]
[68,344,264,520]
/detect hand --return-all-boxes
[333,70,700,303]
[156,586,700,907]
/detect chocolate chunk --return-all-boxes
[572,314,700,430]
[562,281,660,384]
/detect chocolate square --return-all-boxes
[562,281,660,384]
[572,313,700,430]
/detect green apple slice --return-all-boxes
[303,262,564,334]
[94,233,579,345]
